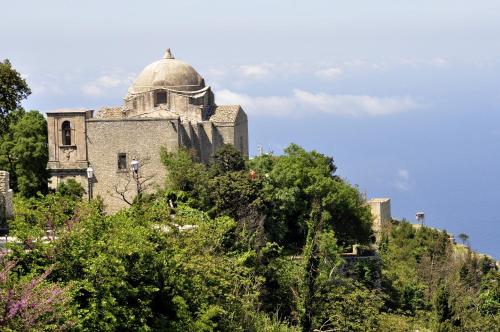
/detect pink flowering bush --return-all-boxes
[0,253,70,331]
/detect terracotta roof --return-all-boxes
[95,107,126,119]
[209,105,241,123]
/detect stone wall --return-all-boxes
[86,117,180,213]
[0,171,13,221]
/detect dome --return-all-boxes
[129,49,205,93]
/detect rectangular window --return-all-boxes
[117,153,127,170]
[155,91,167,106]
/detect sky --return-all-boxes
[1,0,499,257]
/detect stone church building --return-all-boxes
[47,49,248,212]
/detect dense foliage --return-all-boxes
[0,59,31,132]
[0,109,48,196]
[378,221,499,331]
[162,144,372,251]
[1,145,496,331]
[0,60,48,196]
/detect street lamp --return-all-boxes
[86,165,94,202]
[130,158,140,201]
[130,158,139,174]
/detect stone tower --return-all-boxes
[46,109,93,191]
[367,198,391,239]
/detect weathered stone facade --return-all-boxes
[0,171,13,222]
[47,50,248,212]
[367,198,391,238]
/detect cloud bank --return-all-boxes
[82,73,135,97]
[217,89,420,117]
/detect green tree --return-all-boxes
[433,285,456,331]
[10,193,264,331]
[312,280,383,332]
[0,110,48,196]
[57,178,85,200]
[250,144,372,249]
[208,170,266,236]
[458,233,469,246]
[0,59,31,132]
[161,147,211,209]
[209,144,246,176]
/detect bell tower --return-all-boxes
[46,109,92,190]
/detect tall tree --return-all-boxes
[0,59,31,133]
[250,144,373,249]
[0,59,47,196]
[0,110,48,196]
[209,144,246,176]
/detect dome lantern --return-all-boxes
[163,48,174,60]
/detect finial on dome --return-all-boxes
[163,48,174,59]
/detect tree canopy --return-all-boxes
[0,59,31,132]
[0,138,497,330]
[0,60,48,197]
[0,109,48,196]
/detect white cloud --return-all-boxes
[294,90,420,116]
[31,81,64,96]
[343,59,366,67]
[315,67,342,80]
[216,89,420,117]
[96,75,123,88]
[206,68,226,77]
[393,169,413,191]
[217,89,294,117]
[238,64,271,78]
[429,57,449,67]
[81,73,135,97]
[82,84,104,97]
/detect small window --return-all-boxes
[117,153,127,170]
[155,91,167,106]
[190,97,203,106]
[62,121,71,145]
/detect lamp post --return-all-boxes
[130,158,140,201]
[86,165,94,202]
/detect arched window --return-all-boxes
[62,121,71,145]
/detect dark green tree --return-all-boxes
[209,144,246,176]
[434,285,457,331]
[0,59,31,133]
[161,147,210,209]
[250,144,372,249]
[0,110,48,196]
[458,233,469,246]
[57,178,85,200]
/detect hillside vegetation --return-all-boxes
[0,144,498,331]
